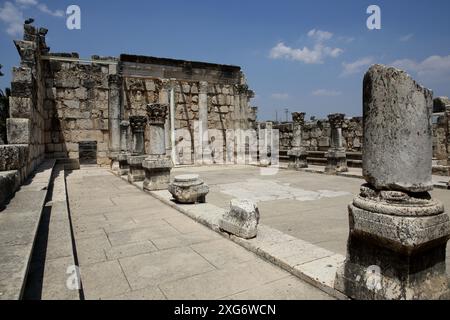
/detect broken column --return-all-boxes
[108,74,122,172]
[325,113,348,173]
[118,120,130,175]
[168,174,209,203]
[288,112,308,170]
[142,104,173,191]
[127,115,147,182]
[335,65,450,300]
[219,199,260,239]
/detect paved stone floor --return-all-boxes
[65,167,332,300]
[173,165,450,273]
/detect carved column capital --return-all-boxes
[146,103,168,125]
[129,115,147,133]
[328,113,345,129]
[199,81,208,94]
[292,112,306,126]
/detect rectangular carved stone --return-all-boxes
[7,118,30,144]
[9,97,32,118]
[0,145,29,171]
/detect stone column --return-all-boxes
[288,112,308,170]
[108,74,122,172]
[198,81,211,164]
[127,116,147,182]
[325,113,348,174]
[118,120,130,176]
[160,80,171,157]
[259,122,273,167]
[142,104,173,191]
[446,106,450,188]
[335,65,450,300]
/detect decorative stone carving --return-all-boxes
[288,112,308,170]
[325,113,348,174]
[147,103,168,125]
[219,199,260,239]
[168,174,209,204]
[142,104,173,191]
[334,64,450,300]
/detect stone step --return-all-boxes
[0,159,55,300]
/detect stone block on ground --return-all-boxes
[168,174,209,204]
[219,199,260,239]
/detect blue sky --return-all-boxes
[1,0,450,120]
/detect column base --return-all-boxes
[287,149,308,170]
[142,156,173,191]
[325,149,348,174]
[118,152,130,176]
[335,185,450,300]
[168,174,209,204]
[109,152,120,173]
[127,155,146,182]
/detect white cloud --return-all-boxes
[312,89,342,97]
[0,2,24,36]
[271,93,290,100]
[15,0,38,6]
[400,33,414,42]
[307,29,332,42]
[341,57,374,77]
[0,1,64,36]
[391,54,450,79]
[37,3,64,17]
[269,29,343,64]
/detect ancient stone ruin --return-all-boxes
[335,65,450,300]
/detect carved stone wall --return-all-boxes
[275,117,363,152]
[43,54,116,165]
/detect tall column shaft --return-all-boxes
[108,75,122,154]
[288,112,308,170]
[325,113,347,174]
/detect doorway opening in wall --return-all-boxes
[78,141,97,165]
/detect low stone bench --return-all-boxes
[0,159,55,300]
[168,174,209,204]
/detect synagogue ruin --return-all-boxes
[1,22,450,300]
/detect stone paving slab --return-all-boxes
[66,168,332,300]
[0,160,55,300]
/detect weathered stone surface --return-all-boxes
[0,170,21,208]
[0,145,29,171]
[7,118,30,144]
[127,155,146,182]
[362,64,433,192]
[433,96,450,113]
[219,199,260,239]
[142,156,173,191]
[168,174,209,204]
[336,64,450,301]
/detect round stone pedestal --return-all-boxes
[168,174,209,204]
[335,184,450,300]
